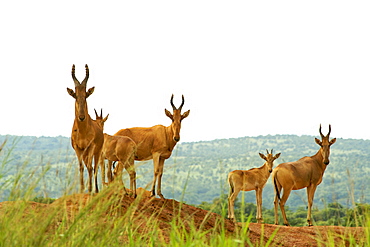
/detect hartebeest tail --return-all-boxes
[227,149,281,223]
[67,64,104,193]
[94,109,137,198]
[114,94,190,199]
[272,124,336,226]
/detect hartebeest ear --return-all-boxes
[165,109,174,120]
[67,88,76,99]
[259,153,267,160]
[181,110,190,121]
[86,87,95,98]
[329,138,337,146]
[315,138,322,146]
[274,153,281,159]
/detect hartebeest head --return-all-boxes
[67,64,95,122]
[94,108,109,129]
[259,149,281,173]
[315,124,336,165]
[165,94,190,142]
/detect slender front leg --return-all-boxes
[93,153,100,193]
[125,160,137,198]
[255,188,263,223]
[78,157,85,193]
[100,155,107,187]
[151,153,161,198]
[74,148,85,193]
[107,160,114,183]
[156,158,165,199]
[306,185,317,226]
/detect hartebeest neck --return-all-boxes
[311,148,328,173]
[165,124,179,150]
[260,163,272,179]
[74,101,93,134]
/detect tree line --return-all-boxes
[0,134,369,212]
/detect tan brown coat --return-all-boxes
[114,95,190,198]
[67,64,104,193]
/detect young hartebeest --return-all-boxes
[114,94,190,199]
[94,109,137,198]
[67,64,104,193]
[272,124,336,226]
[227,150,281,223]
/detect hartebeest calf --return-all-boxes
[94,109,137,198]
[67,64,104,193]
[114,94,190,199]
[272,124,336,226]
[227,150,281,223]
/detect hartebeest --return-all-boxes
[272,124,336,226]
[94,109,137,197]
[114,94,190,199]
[227,150,281,223]
[67,64,104,193]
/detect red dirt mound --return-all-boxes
[0,188,366,246]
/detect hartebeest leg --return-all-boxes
[279,188,292,226]
[273,182,282,225]
[227,186,240,222]
[82,148,94,193]
[93,153,100,193]
[113,162,128,195]
[273,193,279,225]
[151,153,165,198]
[78,158,85,193]
[155,158,165,199]
[107,160,114,183]
[306,184,317,226]
[255,188,263,223]
[124,160,137,198]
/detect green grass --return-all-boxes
[0,139,369,246]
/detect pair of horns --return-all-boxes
[170,94,185,111]
[319,124,331,138]
[266,149,273,154]
[72,64,89,87]
[94,108,103,118]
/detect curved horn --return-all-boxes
[319,124,324,138]
[271,149,273,154]
[266,149,269,154]
[81,64,89,86]
[327,124,332,137]
[94,108,99,118]
[179,95,185,111]
[170,94,176,110]
[71,64,80,86]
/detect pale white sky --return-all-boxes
[1,1,369,142]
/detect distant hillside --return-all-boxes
[0,134,369,210]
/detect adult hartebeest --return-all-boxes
[114,94,190,199]
[227,150,281,223]
[67,64,104,193]
[94,109,137,198]
[272,124,336,226]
